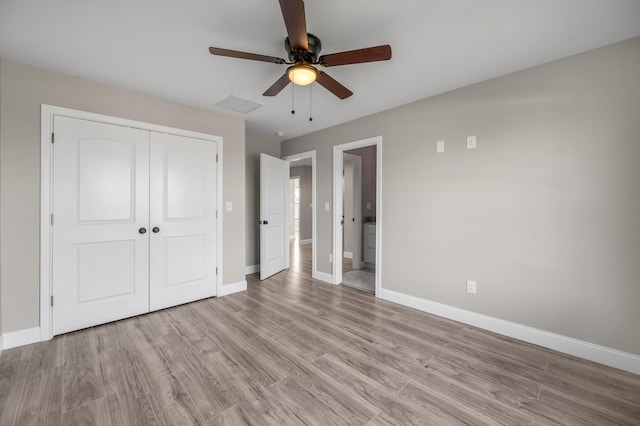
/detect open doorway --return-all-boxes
[342,148,375,293]
[283,151,316,279]
[342,153,362,272]
[289,177,300,241]
[333,137,382,295]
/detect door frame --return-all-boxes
[40,104,224,341]
[332,136,382,295]
[342,153,362,270]
[282,150,317,279]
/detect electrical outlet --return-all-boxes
[436,140,445,153]
[466,280,477,294]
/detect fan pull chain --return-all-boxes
[309,85,313,122]
[291,84,295,115]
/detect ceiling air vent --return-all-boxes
[215,95,262,114]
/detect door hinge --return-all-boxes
[50,295,54,307]
[216,267,218,275]
[216,154,218,163]
[51,133,55,143]
[50,214,54,225]
[215,211,218,219]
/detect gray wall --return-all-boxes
[0,58,246,334]
[290,166,312,241]
[245,132,280,269]
[282,37,640,355]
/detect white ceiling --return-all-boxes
[1,1,639,141]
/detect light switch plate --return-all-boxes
[436,140,445,153]
[324,202,330,211]
[366,202,371,210]
[467,135,477,149]
[225,202,232,211]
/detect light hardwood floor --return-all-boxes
[1,243,639,425]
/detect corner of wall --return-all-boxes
[1,326,41,350]
[220,280,247,297]
[245,132,282,269]
[245,265,259,275]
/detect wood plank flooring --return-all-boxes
[1,243,639,425]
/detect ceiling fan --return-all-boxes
[209,0,392,100]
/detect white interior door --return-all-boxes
[52,116,150,335]
[149,132,218,311]
[260,153,289,280]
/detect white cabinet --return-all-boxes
[364,223,376,264]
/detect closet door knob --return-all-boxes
[138,227,147,234]
[152,227,160,233]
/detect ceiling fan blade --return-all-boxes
[279,0,308,51]
[263,73,291,96]
[319,44,392,67]
[316,71,353,99]
[209,47,285,64]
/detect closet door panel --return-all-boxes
[52,116,150,335]
[149,132,218,311]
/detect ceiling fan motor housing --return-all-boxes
[285,33,322,63]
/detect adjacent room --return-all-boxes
[1,1,640,424]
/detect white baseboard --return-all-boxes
[299,239,312,245]
[378,288,640,375]
[245,264,260,275]
[343,251,353,259]
[1,326,42,350]
[313,270,335,285]
[219,280,247,296]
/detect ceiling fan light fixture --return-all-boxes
[288,64,317,86]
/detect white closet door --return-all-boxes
[52,116,150,335]
[149,132,218,311]
[260,153,289,280]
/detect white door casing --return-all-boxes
[52,116,151,335]
[333,136,382,294]
[149,132,218,311]
[260,153,289,280]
